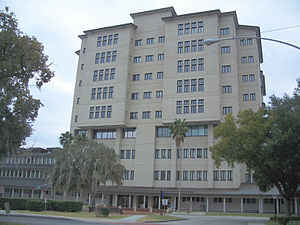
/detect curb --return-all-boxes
[144,218,188,223]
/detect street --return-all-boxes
[0,214,268,225]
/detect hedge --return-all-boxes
[270,216,300,225]
[0,198,83,212]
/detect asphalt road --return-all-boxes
[0,215,268,225]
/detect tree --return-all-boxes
[0,7,54,157]
[169,118,189,211]
[59,131,74,148]
[211,93,300,215]
[48,136,124,207]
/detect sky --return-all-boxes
[1,0,300,148]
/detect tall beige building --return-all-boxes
[69,7,285,213]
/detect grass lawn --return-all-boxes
[137,214,185,222]
[206,212,273,217]
[15,210,128,219]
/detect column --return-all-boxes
[223,198,226,213]
[276,198,279,215]
[158,196,161,210]
[295,198,298,215]
[88,193,91,205]
[143,195,146,208]
[133,195,136,212]
[173,197,176,211]
[178,192,181,211]
[21,189,24,198]
[114,194,118,207]
[241,198,244,213]
[148,196,153,212]
[31,189,34,199]
[11,188,15,198]
[129,195,132,209]
[40,190,44,200]
[190,197,193,212]
[259,198,263,214]
[206,197,209,212]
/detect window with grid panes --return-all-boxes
[191,59,197,71]
[198,78,204,92]
[178,42,183,53]
[91,88,96,100]
[103,87,108,99]
[198,99,204,113]
[184,60,190,72]
[113,34,118,44]
[93,70,98,81]
[106,51,111,63]
[176,101,182,114]
[191,79,197,92]
[97,88,102,99]
[198,39,204,51]
[95,106,100,119]
[104,69,109,80]
[178,24,183,35]
[184,41,190,53]
[198,58,204,71]
[184,100,189,113]
[177,80,183,93]
[177,60,183,72]
[191,100,197,113]
[184,79,190,92]
[184,23,190,34]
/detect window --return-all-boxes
[167,149,171,159]
[80,64,84,70]
[161,149,166,159]
[198,39,204,51]
[191,79,197,92]
[130,170,135,180]
[158,53,164,61]
[221,46,231,55]
[130,112,138,120]
[144,73,152,80]
[108,87,113,99]
[76,97,80,104]
[124,170,129,180]
[184,23,190,34]
[103,87,107,99]
[108,35,112,45]
[135,39,142,46]
[110,68,115,80]
[96,88,102,99]
[155,149,160,159]
[132,74,140,81]
[191,22,197,33]
[91,88,96,100]
[248,56,254,63]
[198,58,204,71]
[94,106,100,118]
[102,36,107,46]
[178,42,183,53]
[95,53,100,64]
[156,90,163,98]
[154,171,160,180]
[97,36,102,47]
[198,99,204,113]
[190,148,196,158]
[220,27,230,35]
[250,93,256,101]
[131,92,139,100]
[176,171,181,180]
[79,80,82,87]
[243,94,249,101]
[123,128,136,138]
[178,24,183,35]
[143,92,152,99]
[198,21,204,33]
[112,51,117,62]
[184,79,190,93]
[223,106,232,115]
[183,170,188,180]
[156,72,163,80]
[191,100,197,113]
[177,80,183,93]
[190,170,195,180]
[146,38,154,45]
[113,33,118,44]
[241,56,247,64]
[221,65,231,73]
[184,41,190,53]
[167,170,171,181]
[242,74,249,81]
[101,106,106,117]
[106,51,111,63]
[176,101,182,114]
[100,52,105,63]
[94,129,116,139]
[177,60,183,73]
[145,55,154,62]
[213,170,219,181]
[223,85,232,93]
[142,111,151,119]
[184,100,189,113]
[93,70,98,81]
[184,60,190,72]
[191,59,197,71]
[155,110,162,119]
[104,69,109,80]
[133,56,141,63]
[249,74,255,81]
[157,127,171,137]
[198,78,204,92]
[158,36,165,43]
[186,125,208,136]
[126,150,131,159]
[74,115,78,122]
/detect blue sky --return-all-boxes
[2,0,300,148]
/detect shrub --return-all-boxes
[26,200,44,211]
[0,198,28,210]
[270,216,300,225]
[95,204,110,217]
[101,208,110,217]
[47,200,83,212]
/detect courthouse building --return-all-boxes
[71,7,295,213]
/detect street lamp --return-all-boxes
[204,37,300,50]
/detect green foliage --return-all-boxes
[270,216,300,225]
[95,206,110,217]
[59,131,74,148]
[25,200,44,211]
[211,92,300,215]
[0,198,28,210]
[47,200,83,212]
[48,138,125,207]
[169,118,189,148]
[0,7,54,156]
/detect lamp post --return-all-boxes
[204,37,300,50]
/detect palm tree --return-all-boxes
[169,119,189,212]
[59,131,73,148]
